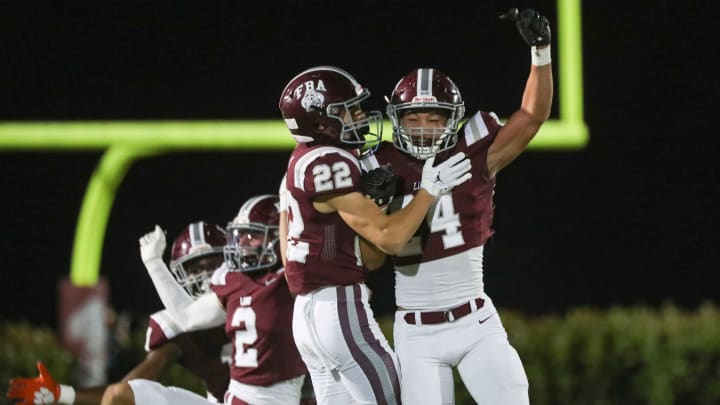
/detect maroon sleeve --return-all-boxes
[458,110,503,150]
[145,311,181,351]
[296,147,362,199]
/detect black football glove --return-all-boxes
[360,165,398,209]
[500,8,551,47]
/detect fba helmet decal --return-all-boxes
[296,80,327,112]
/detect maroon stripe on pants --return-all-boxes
[352,284,402,405]
[337,285,392,404]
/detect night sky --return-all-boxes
[1,1,718,327]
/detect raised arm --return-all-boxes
[139,226,226,332]
[488,8,554,177]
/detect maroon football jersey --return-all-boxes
[284,143,367,295]
[146,311,230,400]
[210,266,307,386]
[361,111,501,266]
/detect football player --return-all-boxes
[6,222,230,405]
[278,66,473,405]
[139,195,312,405]
[358,8,553,405]
[278,172,387,273]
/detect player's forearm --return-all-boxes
[143,258,225,333]
[377,189,434,254]
[520,49,554,122]
[152,281,224,332]
[72,386,108,405]
[144,258,196,320]
[178,293,226,331]
[34,385,106,405]
[120,345,178,383]
[360,237,387,270]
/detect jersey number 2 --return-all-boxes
[230,305,258,368]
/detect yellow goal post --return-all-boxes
[0,0,587,286]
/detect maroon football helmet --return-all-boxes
[386,68,466,160]
[169,221,227,298]
[224,194,281,273]
[278,66,382,153]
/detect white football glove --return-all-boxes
[420,152,473,197]
[139,225,166,264]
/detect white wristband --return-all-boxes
[531,45,552,66]
[58,384,76,404]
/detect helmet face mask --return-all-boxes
[169,222,227,299]
[175,253,225,297]
[387,68,465,160]
[224,195,281,274]
[328,91,383,153]
[224,224,279,272]
[279,66,382,153]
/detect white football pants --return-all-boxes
[128,379,218,405]
[394,300,529,405]
[292,283,401,405]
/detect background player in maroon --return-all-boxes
[279,66,473,405]
[139,195,311,405]
[7,222,230,405]
[359,8,553,404]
